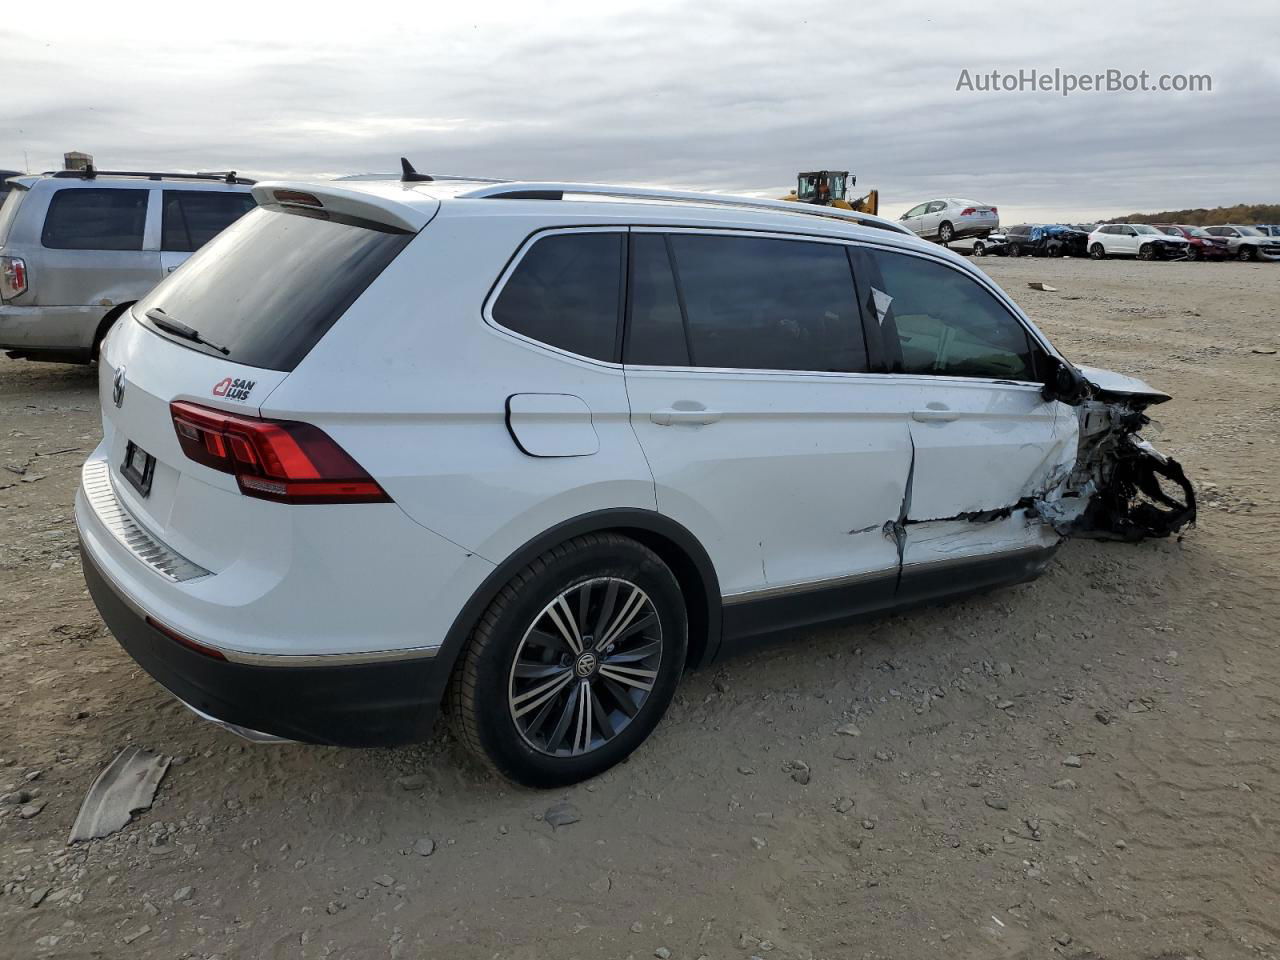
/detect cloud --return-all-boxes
[3,0,1276,221]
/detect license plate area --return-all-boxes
[121,441,156,498]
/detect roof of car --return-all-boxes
[252,177,940,251]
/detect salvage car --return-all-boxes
[898,198,999,244]
[970,230,1008,256]
[0,167,256,363]
[76,169,1195,787]
[1154,224,1230,260]
[1001,223,1090,258]
[1201,224,1280,261]
[1087,223,1190,260]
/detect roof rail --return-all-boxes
[455,182,913,235]
[49,165,254,185]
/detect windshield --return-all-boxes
[134,205,413,370]
[1235,226,1263,236]
[1185,227,1211,238]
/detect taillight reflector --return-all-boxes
[169,401,390,505]
[146,615,228,661]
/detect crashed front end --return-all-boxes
[1040,364,1197,541]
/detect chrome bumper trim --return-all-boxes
[81,459,211,583]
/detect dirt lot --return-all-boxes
[1,255,1278,960]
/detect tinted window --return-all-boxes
[864,249,1035,381]
[492,232,623,362]
[135,206,412,370]
[628,233,865,372]
[42,188,147,250]
[162,190,256,252]
[625,234,689,366]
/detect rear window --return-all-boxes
[162,190,257,252]
[0,185,25,245]
[135,205,413,371]
[42,188,148,250]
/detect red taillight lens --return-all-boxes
[170,401,391,505]
[960,207,975,216]
[990,207,998,215]
[1,256,27,298]
[272,189,323,207]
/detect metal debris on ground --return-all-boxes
[1027,282,1058,291]
[68,747,171,843]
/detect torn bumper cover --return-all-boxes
[1042,364,1196,541]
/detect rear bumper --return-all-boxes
[0,303,106,354]
[80,537,447,747]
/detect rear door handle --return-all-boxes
[651,407,722,426]
[911,408,959,423]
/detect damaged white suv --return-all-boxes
[76,168,1195,787]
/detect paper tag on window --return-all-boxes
[871,288,893,326]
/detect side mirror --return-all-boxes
[1041,356,1089,405]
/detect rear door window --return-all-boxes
[626,233,866,373]
[491,232,624,362]
[857,248,1035,381]
[41,188,148,250]
[162,190,257,252]
[135,205,413,371]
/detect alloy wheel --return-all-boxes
[508,577,663,757]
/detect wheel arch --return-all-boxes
[92,301,136,358]
[424,509,723,734]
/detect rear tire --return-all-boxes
[91,302,134,361]
[449,533,687,787]
[1089,243,1106,260]
[938,222,954,244]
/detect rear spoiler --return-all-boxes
[251,182,438,233]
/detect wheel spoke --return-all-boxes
[546,681,581,753]
[576,580,592,635]
[600,675,641,718]
[596,586,646,650]
[511,669,573,719]
[545,601,583,656]
[514,660,570,679]
[593,579,620,640]
[607,613,658,649]
[599,664,656,692]
[573,680,591,755]
[605,637,661,663]
[588,684,616,740]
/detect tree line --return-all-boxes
[1104,203,1280,226]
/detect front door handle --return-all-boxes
[651,406,722,426]
[911,408,959,423]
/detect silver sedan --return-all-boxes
[898,198,999,244]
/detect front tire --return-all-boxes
[1089,243,1106,260]
[1138,243,1156,261]
[449,534,687,787]
[1239,245,1257,262]
[972,241,986,257]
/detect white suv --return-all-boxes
[76,170,1196,786]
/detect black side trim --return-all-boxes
[718,545,1058,660]
[419,509,723,721]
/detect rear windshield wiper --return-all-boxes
[145,308,230,356]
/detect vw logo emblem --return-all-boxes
[112,366,127,409]
[574,652,598,678]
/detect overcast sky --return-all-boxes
[4,1,1277,223]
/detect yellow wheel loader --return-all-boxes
[782,170,878,215]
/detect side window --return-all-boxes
[863,249,1035,381]
[905,203,927,217]
[41,188,147,250]
[491,232,623,362]
[162,190,256,252]
[627,233,865,373]
[927,201,946,213]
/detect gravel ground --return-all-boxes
[1,255,1278,960]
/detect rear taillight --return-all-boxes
[0,256,26,299]
[990,206,998,215]
[169,401,391,505]
[960,207,976,216]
